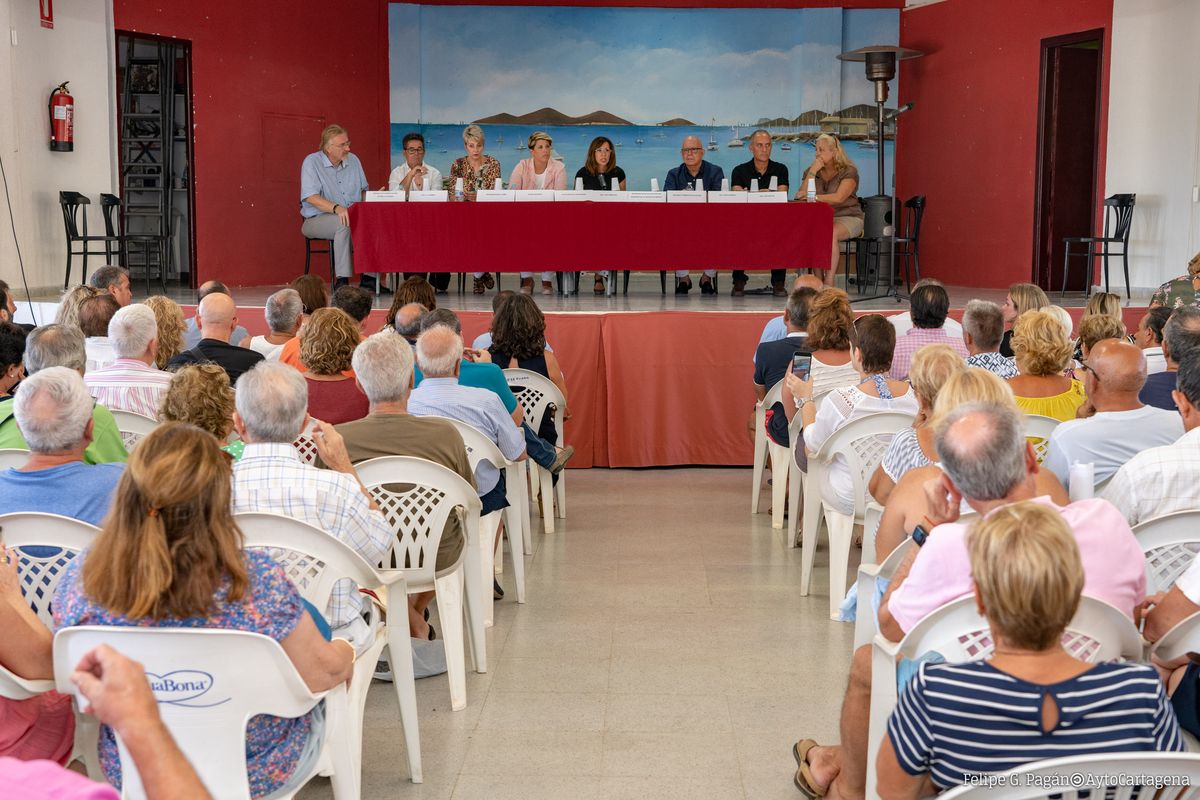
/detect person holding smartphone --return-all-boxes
[751,287,818,447]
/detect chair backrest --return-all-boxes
[1134,510,1200,595]
[99,193,122,238]
[58,191,89,240]
[814,411,916,519]
[0,447,30,469]
[1022,414,1060,464]
[0,512,100,629]
[761,378,784,409]
[352,456,480,582]
[938,752,1200,799]
[292,419,319,465]
[903,195,926,242]
[1150,609,1200,664]
[503,368,565,445]
[108,409,159,452]
[54,626,325,800]
[435,417,509,474]
[1103,192,1136,244]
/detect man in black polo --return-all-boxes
[751,286,815,447]
[166,291,264,384]
[731,129,790,298]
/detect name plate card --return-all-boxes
[408,190,449,203]
[626,191,666,203]
[514,190,557,202]
[553,190,591,202]
[666,191,707,204]
[475,190,515,202]
[707,191,748,204]
[746,191,788,204]
[364,191,406,202]
[591,190,629,202]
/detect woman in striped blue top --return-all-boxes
[878,501,1184,798]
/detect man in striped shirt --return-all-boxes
[84,304,172,419]
[888,282,968,380]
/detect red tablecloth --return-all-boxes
[348,201,834,274]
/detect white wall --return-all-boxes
[1106,0,1200,292]
[0,0,117,311]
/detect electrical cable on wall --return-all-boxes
[0,151,38,326]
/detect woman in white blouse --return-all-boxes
[787,313,918,513]
[783,289,859,427]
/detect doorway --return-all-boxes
[1033,31,1103,293]
[114,32,195,291]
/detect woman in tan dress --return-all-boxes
[798,134,865,287]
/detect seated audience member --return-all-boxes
[999,282,1050,357]
[1135,306,1172,375]
[394,276,437,312]
[0,325,127,463]
[0,322,25,400]
[1075,313,1126,365]
[1141,306,1200,411]
[158,364,238,454]
[1044,339,1182,487]
[795,401,1143,800]
[888,281,968,380]
[488,293,570,440]
[182,281,249,348]
[230,362,391,652]
[1148,249,1200,310]
[869,344,965,504]
[167,291,264,384]
[79,294,120,372]
[336,332,476,638]
[392,303,427,344]
[885,279,964,341]
[789,315,917,513]
[1008,309,1086,421]
[87,265,132,308]
[0,279,29,332]
[142,295,186,369]
[877,502,1182,796]
[1045,304,1076,343]
[961,299,1016,378]
[782,289,858,423]
[249,288,303,360]
[752,287,817,447]
[84,304,172,418]
[54,284,100,330]
[472,291,555,353]
[290,274,329,317]
[1104,348,1200,526]
[54,422,353,798]
[298,308,368,425]
[756,274,825,356]
[0,367,124,525]
[279,284,374,370]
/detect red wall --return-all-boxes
[896,0,1112,290]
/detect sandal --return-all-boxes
[540,281,554,295]
[594,276,606,295]
[520,277,534,294]
[792,739,827,799]
[473,278,486,294]
[482,272,495,290]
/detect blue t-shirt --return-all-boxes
[0,462,124,526]
[413,360,518,413]
[1140,369,1177,411]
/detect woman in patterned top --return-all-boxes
[1149,250,1200,310]
[450,124,503,294]
[53,422,354,798]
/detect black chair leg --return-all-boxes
[1122,250,1130,299]
[1061,244,1071,299]
[64,250,72,290]
[911,249,921,285]
[81,250,89,288]
[623,271,630,295]
[304,247,311,275]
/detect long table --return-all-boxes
[349,201,834,274]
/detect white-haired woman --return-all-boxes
[509,131,567,295]
[798,134,864,288]
[449,124,503,294]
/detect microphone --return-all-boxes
[884,103,914,121]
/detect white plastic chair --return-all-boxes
[54,626,353,800]
[750,380,775,515]
[353,456,486,712]
[108,408,158,452]
[938,752,1200,798]
[293,419,320,465]
[853,537,914,650]
[437,417,528,617]
[504,368,566,533]
[801,411,915,620]
[1135,510,1200,594]
[865,595,1143,799]
[1023,413,1060,464]
[0,447,29,469]
[236,511,421,784]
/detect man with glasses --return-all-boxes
[731,129,790,297]
[665,135,724,295]
[301,124,385,293]
[387,132,449,292]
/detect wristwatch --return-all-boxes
[910,524,930,548]
[795,396,811,410]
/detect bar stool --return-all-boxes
[304,236,335,280]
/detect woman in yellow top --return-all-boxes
[1008,308,1086,421]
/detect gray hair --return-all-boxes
[234,362,309,443]
[1165,306,1200,364]
[13,366,94,453]
[420,307,462,334]
[265,288,304,334]
[962,299,1005,351]
[352,331,414,403]
[415,326,463,378]
[935,402,1027,502]
[109,304,158,359]
[25,324,86,374]
[393,303,427,338]
[88,265,127,291]
[463,124,484,145]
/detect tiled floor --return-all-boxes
[297,467,855,799]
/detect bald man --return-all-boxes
[166,291,264,384]
[665,135,724,294]
[183,280,250,348]
[1043,338,1184,488]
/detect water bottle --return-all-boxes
[454,177,464,202]
[806,177,816,202]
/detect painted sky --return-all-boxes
[389,5,899,126]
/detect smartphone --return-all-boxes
[791,353,812,381]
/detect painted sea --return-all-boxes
[390,124,894,197]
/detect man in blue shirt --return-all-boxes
[664,135,724,295]
[300,124,382,293]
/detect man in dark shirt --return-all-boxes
[166,291,263,384]
[731,130,791,297]
[1141,306,1200,411]
[665,135,725,295]
[752,287,817,447]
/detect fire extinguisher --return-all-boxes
[49,81,74,152]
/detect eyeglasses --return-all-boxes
[682,147,703,154]
[331,141,351,149]
[404,147,425,154]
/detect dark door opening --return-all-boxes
[1033,31,1103,293]
[115,32,195,291]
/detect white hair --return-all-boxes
[108,304,158,359]
[415,326,463,378]
[13,366,94,453]
[265,288,304,334]
[1045,305,1075,339]
[234,362,308,443]
[352,331,413,403]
